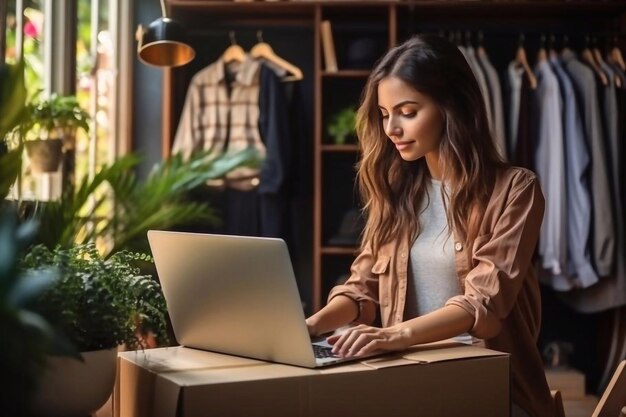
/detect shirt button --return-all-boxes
[455,242,463,252]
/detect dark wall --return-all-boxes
[132,0,163,179]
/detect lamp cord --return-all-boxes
[160,0,167,18]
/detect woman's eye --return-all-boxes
[381,114,389,120]
[402,112,416,118]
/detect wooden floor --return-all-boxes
[563,396,599,417]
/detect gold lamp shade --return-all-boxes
[137,17,195,68]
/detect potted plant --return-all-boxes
[19,243,169,417]
[23,93,90,173]
[327,106,357,145]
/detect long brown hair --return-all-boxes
[357,34,506,253]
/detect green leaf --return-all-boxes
[0,60,27,140]
[8,269,58,308]
[0,147,23,200]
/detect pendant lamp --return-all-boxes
[137,0,195,67]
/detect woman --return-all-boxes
[306,35,554,417]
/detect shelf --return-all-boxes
[321,144,359,152]
[321,70,371,78]
[321,246,359,255]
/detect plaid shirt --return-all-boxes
[173,56,265,190]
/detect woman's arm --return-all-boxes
[306,295,359,336]
[328,304,473,357]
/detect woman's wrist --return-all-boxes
[391,322,414,348]
[305,316,319,336]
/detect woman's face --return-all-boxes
[377,76,445,162]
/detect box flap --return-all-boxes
[401,341,507,363]
[118,346,265,373]
[361,341,507,370]
[162,362,318,386]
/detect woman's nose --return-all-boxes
[385,119,402,139]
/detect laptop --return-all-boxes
[147,230,379,368]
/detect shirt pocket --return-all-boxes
[371,255,391,275]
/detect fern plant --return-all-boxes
[20,243,169,352]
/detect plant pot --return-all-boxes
[25,138,63,173]
[30,348,118,417]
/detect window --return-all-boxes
[4,0,132,202]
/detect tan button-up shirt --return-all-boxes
[328,166,555,417]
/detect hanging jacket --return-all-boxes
[173,56,265,191]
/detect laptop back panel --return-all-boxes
[147,230,318,368]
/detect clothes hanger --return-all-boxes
[594,35,621,88]
[447,30,456,45]
[250,30,303,82]
[547,33,558,60]
[607,35,626,71]
[476,31,487,56]
[455,30,463,47]
[536,34,547,62]
[581,34,608,86]
[222,31,246,64]
[514,34,538,89]
[464,30,472,49]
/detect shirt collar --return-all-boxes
[214,55,259,86]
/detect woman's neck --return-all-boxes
[425,151,442,180]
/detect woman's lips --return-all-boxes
[394,141,414,151]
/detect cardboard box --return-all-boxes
[115,342,510,417]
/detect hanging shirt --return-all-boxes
[172,56,265,191]
[558,52,626,314]
[459,46,494,134]
[476,48,507,160]
[548,54,597,290]
[561,49,615,278]
[599,61,620,210]
[506,63,524,158]
[533,59,567,278]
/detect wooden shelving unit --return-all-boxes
[313,3,398,311]
[162,0,626,319]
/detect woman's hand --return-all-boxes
[327,324,411,358]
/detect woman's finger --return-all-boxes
[357,339,382,356]
[347,332,378,356]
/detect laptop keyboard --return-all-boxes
[313,344,338,359]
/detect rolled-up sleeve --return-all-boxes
[445,176,545,339]
[327,246,381,325]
